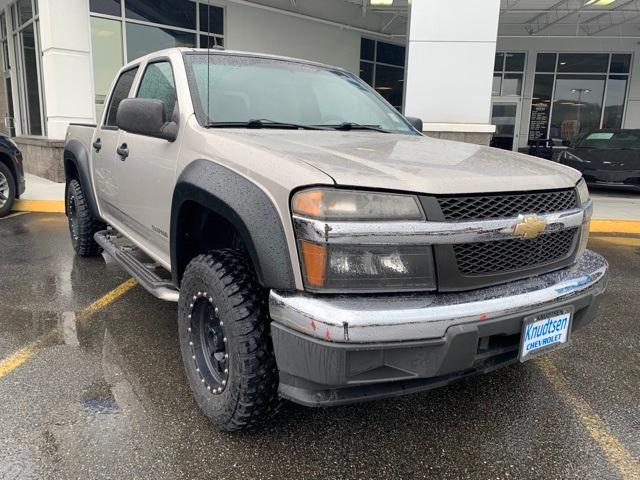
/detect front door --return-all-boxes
[114,60,181,263]
[490,98,521,152]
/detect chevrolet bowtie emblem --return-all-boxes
[513,215,547,239]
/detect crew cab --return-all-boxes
[64,48,608,431]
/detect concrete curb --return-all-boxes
[10,203,640,234]
[13,199,65,213]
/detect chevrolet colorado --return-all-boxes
[64,48,608,431]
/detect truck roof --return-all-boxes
[122,47,347,74]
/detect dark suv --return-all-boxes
[0,135,25,217]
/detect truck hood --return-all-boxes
[222,130,581,194]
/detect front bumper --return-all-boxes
[269,250,608,406]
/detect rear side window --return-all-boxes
[104,67,138,127]
[137,61,177,122]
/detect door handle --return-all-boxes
[117,143,129,160]
[92,138,102,152]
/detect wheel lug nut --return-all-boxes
[222,380,226,385]
[223,337,227,343]
[187,327,191,332]
[193,295,197,300]
[217,387,222,393]
[214,307,219,314]
[189,341,193,346]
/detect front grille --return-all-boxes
[438,189,578,221]
[453,228,578,276]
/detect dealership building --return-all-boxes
[0,0,638,181]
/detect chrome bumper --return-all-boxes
[269,250,608,343]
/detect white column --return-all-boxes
[38,0,94,139]
[404,0,500,140]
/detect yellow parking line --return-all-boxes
[0,278,138,381]
[13,199,65,213]
[537,356,640,480]
[591,220,640,235]
[75,278,138,323]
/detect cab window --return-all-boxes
[137,61,178,122]
[104,67,139,127]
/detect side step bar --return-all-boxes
[94,230,179,302]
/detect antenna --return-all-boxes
[206,0,211,124]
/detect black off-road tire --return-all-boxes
[178,249,281,431]
[0,162,16,218]
[66,178,105,257]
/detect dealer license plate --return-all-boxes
[520,308,572,362]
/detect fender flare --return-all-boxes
[64,139,102,220]
[171,160,296,290]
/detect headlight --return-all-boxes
[292,188,424,221]
[299,241,436,292]
[576,178,590,205]
[292,188,435,293]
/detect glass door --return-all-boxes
[490,98,521,152]
[0,12,14,136]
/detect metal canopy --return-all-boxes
[241,0,640,38]
[499,0,640,37]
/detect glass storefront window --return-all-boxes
[557,53,608,73]
[199,3,223,35]
[493,51,525,96]
[90,0,121,17]
[536,53,556,72]
[602,75,628,129]
[125,0,196,30]
[374,64,404,111]
[90,17,123,121]
[19,23,42,135]
[359,38,406,111]
[16,0,32,27]
[610,54,632,74]
[199,34,224,49]
[530,52,633,144]
[550,75,605,141]
[126,23,196,60]
[492,74,501,96]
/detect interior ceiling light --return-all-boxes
[370,0,394,5]
[584,0,617,6]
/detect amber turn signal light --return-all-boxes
[299,241,326,288]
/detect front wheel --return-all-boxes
[0,162,16,218]
[178,249,280,431]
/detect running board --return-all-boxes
[94,230,179,302]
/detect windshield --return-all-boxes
[183,53,415,134]
[576,130,640,150]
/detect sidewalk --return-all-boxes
[12,174,640,229]
[13,173,65,213]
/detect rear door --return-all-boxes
[92,66,139,222]
[114,59,181,261]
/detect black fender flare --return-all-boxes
[171,160,296,290]
[64,139,102,220]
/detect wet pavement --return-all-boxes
[0,212,638,480]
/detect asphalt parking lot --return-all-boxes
[1,212,639,480]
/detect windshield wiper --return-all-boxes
[206,119,330,130]
[323,122,391,133]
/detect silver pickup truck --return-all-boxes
[64,48,608,431]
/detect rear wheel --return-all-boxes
[178,249,280,431]
[0,162,16,218]
[66,178,105,256]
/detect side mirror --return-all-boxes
[116,98,178,142]
[405,116,423,132]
